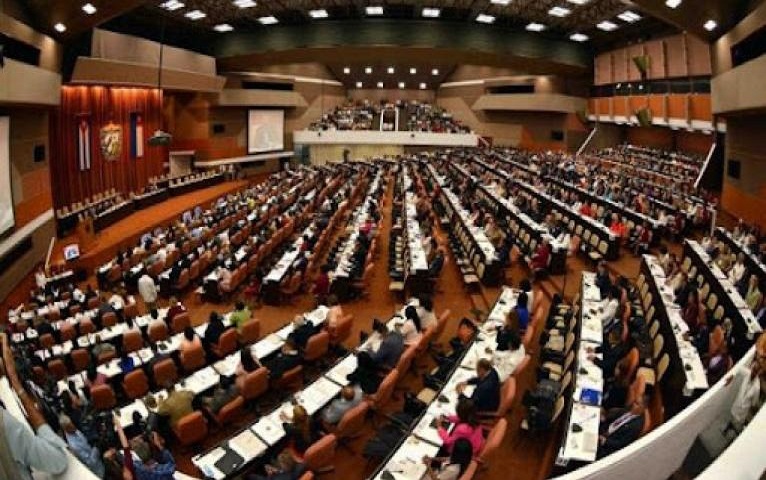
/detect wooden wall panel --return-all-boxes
[629,95,649,113]
[613,97,628,117]
[667,94,689,120]
[645,40,666,80]
[689,94,712,121]
[665,35,689,78]
[613,48,628,83]
[627,45,645,82]
[676,130,713,154]
[648,95,666,119]
[595,53,612,86]
[687,35,712,77]
[626,126,674,149]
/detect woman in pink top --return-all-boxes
[438,399,485,455]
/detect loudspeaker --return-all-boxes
[212,123,225,134]
[33,144,45,162]
[632,55,650,80]
[551,130,564,141]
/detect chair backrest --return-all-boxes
[174,411,208,446]
[331,314,354,346]
[478,418,507,463]
[241,367,269,401]
[623,347,640,381]
[370,369,399,410]
[123,329,144,353]
[153,358,179,388]
[48,359,68,380]
[640,408,653,436]
[215,329,239,357]
[239,319,261,345]
[91,384,116,410]
[656,353,670,383]
[181,343,206,372]
[304,434,337,472]
[59,323,76,342]
[123,370,150,399]
[124,302,138,319]
[71,348,91,372]
[435,309,451,339]
[304,331,330,362]
[496,377,516,417]
[653,334,664,360]
[148,321,169,342]
[335,401,370,440]
[513,354,531,377]
[216,396,245,425]
[172,312,192,334]
[709,325,724,357]
[458,460,479,480]
[39,334,55,349]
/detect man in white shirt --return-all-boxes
[600,287,620,330]
[138,273,158,310]
[108,290,126,310]
[728,254,747,285]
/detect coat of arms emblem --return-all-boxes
[100,122,122,161]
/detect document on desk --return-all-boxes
[325,354,358,386]
[193,448,226,480]
[228,429,267,462]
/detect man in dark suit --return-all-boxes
[368,322,405,371]
[287,315,319,349]
[597,396,647,458]
[458,358,501,413]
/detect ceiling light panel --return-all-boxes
[309,9,329,18]
[617,11,641,23]
[526,22,546,31]
[258,16,278,24]
[214,23,234,32]
[490,0,512,5]
[366,6,384,15]
[82,3,97,15]
[54,23,67,32]
[549,6,571,17]
[476,14,496,24]
[422,7,441,18]
[666,0,682,8]
[704,19,717,31]
[184,9,206,20]
[233,0,256,7]
[160,1,184,11]
[570,33,589,42]
[596,21,618,31]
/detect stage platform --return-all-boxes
[53,180,250,273]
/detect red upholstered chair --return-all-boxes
[47,359,68,381]
[152,358,179,389]
[173,411,208,446]
[79,318,95,335]
[367,369,399,413]
[211,396,245,427]
[123,302,138,319]
[122,329,144,353]
[71,348,91,372]
[303,331,330,362]
[39,334,55,350]
[238,319,261,345]
[477,418,507,467]
[181,343,206,373]
[171,312,191,334]
[123,370,150,400]
[91,385,117,410]
[102,312,118,328]
[59,323,77,342]
[211,329,238,358]
[239,367,269,402]
[333,401,369,450]
[148,321,169,342]
[328,314,353,347]
[272,365,304,392]
[303,434,337,473]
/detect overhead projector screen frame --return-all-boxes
[0,116,16,238]
[247,109,285,154]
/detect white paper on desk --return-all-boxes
[194,448,226,480]
[252,414,286,446]
[228,429,267,461]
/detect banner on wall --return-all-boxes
[77,115,92,171]
[130,112,144,159]
[100,122,122,161]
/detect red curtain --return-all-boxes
[50,86,167,208]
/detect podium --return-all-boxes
[76,216,96,252]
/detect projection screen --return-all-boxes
[247,109,284,154]
[0,117,15,236]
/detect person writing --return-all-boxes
[437,399,484,455]
[456,358,501,414]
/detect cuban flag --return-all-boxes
[77,116,91,171]
[130,112,145,159]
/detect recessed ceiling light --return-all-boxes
[476,14,496,24]
[409,67,417,74]
[54,22,67,32]
[666,0,682,8]
[526,22,546,31]
[431,68,439,75]
[82,3,97,15]
[356,82,363,88]
[567,0,590,4]
[549,6,571,17]
[618,11,642,23]
[570,32,589,42]
[233,0,256,7]
[214,23,234,32]
[387,67,395,74]
[704,19,717,31]
[596,20,618,31]
[365,66,372,74]
[343,67,350,74]
[184,9,206,20]
[398,82,405,89]
[377,82,384,88]
[422,7,441,18]
[419,83,427,90]
[366,6,384,15]
[490,0,511,5]
[160,0,184,11]
[258,16,278,25]
[309,9,328,19]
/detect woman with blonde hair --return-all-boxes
[280,405,319,459]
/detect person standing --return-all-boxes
[138,273,158,311]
